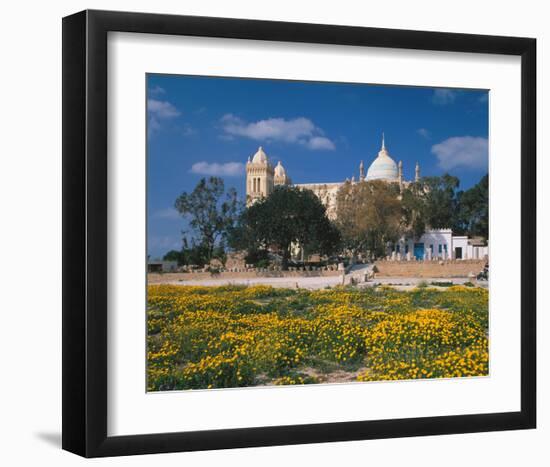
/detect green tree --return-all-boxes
[401,181,428,240]
[162,238,210,267]
[163,249,185,265]
[229,186,340,269]
[422,174,460,229]
[174,177,240,263]
[336,180,402,258]
[455,174,489,239]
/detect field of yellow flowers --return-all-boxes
[147,284,488,391]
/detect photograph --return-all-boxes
[1,0,543,462]
[146,75,490,391]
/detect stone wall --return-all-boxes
[373,259,487,278]
[148,269,341,284]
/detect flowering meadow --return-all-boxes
[147,284,488,391]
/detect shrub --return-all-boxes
[256,258,271,269]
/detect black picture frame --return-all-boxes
[62,9,536,458]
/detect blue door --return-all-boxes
[413,243,425,260]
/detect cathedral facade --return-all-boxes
[245,135,420,219]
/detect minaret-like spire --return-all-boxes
[382,132,386,150]
[415,162,420,182]
[359,160,365,181]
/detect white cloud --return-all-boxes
[148,117,161,134]
[149,85,166,96]
[148,99,180,119]
[182,124,197,137]
[153,207,180,220]
[432,89,457,105]
[431,136,488,170]
[148,98,181,136]
[417,128,431,139]
[220,114,335,150]
[190,161,245,177]
[305,136,336,150]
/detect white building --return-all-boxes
[393,229,488,261]
[245,134,420,219]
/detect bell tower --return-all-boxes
[246,146,274,206]
[274,161,291,186]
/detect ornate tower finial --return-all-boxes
[382,132,386,150]
[359,160,365,181]
[415,162,420,182]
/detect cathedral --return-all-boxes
[245,135,420,219]
[244,135,489,261]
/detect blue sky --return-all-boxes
[147,74,488,259]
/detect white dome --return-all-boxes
[366,136,398,181]
[251,146,268,164]
[274,161,286,177]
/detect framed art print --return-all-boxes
[62,10,536,457]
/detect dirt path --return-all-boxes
[154,275,478,290]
